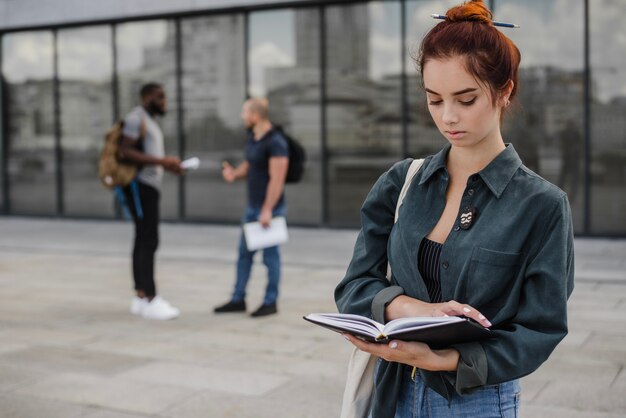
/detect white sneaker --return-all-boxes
[130,296,148,315]
[141,296,180,320]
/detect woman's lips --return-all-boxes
[446,131,466,140]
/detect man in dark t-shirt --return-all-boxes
[214,98,289,317]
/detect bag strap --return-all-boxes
[387,158,425,279]
[139,115,147,140]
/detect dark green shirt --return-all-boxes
[335,144,574,417]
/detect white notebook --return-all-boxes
[243,216,288,251]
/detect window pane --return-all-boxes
[326,2,402,227]
[590,0,626,234]
[58,26,114,217]
[181,15,247,222]
[2,32,56,215]
[249,9,322,225]
[116,20,179,220]
[405,0,459,160]
[496,0,585,233]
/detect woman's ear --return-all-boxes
[500,79,514,107]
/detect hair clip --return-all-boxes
[431,14,520,28]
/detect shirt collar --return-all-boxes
[419,143,522,199]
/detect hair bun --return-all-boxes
[445,0,493,25]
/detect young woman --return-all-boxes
[335,1,574,417]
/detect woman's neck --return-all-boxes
[447,136,505,177]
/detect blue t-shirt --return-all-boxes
[246,128,289,208]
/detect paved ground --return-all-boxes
[0,217,625,418]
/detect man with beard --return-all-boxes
[119,82,183,320]
[214,98,289,317]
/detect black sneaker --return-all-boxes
[214,300,246,313]
[250,303,277,317]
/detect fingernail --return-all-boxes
[485,320,492,327]
[443,314,449,317]
[390,342,398,349]
[478,314,486,320]
[463,307,471,313]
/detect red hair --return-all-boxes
[418,0,521,106]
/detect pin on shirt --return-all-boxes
[459,206,477,230]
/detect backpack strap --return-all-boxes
[113,180,144,220]
[130,180,144,219]
[139,115,147,140]
[387,158,425,279]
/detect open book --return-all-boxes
[304,313,492,348]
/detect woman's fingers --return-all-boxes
[442,301,492,327]
[343,334,432,364]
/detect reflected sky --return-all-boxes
[57,26,111,81]
[116,21,168,73]
[2,32,53,82]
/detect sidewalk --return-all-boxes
[0,217,624,418]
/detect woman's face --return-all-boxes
[422,56,505,150]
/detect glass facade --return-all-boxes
[249,8,322,225]
[589,0,626,234]
[0,0,623,235]
[2,31,56,215]
[325,2,402,226]
[58,26,114,217]
[182,15,246,222]
[495,0,585,233]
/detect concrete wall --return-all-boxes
[0,0,316,30]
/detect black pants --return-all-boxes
[123,181,160,297]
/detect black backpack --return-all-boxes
[273,125,306,183]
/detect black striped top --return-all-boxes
[418,238,443,303]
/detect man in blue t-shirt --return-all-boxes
[214,98,289,317]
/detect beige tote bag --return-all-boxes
[340,158,425,418]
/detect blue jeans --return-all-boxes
[393,367,520,418]
[231,203,286,305]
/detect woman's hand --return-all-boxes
[385,296,492,328]
[343,334,460,372]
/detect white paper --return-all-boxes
[243,216,288,251]
[181,157,200,170]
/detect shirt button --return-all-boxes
[468,189,475,196]
[454,226,460,231]
[442,261,449,269]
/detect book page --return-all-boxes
[304,313,384,337]
[383,316,463,334]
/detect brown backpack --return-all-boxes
[98,117,146,190]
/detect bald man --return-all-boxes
[214,98,289,317]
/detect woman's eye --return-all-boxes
[460,98,476,106]
[428,100,442,106]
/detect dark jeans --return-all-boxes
[123,181,160,298]
[232,203,286,305]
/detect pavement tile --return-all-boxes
[0,393,99,418]
[13,372,194,415]
[0,346,150,376]
[117,361,291,396]
[162,377,343,418]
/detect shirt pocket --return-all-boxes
[466,247,524,316]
